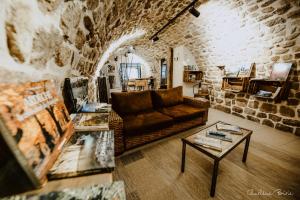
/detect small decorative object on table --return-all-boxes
[206,130,233,142]
[194,135,222,151]
[216,123,242,135]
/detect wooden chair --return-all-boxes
[127,80,136,91]
[135,79,148,91]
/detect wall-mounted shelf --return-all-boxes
[248,79,290,103]
[221,63,255,93]
[194,82,212,100]
[183,70,203,83]
[247,63,292,103]
[222,77,250,92]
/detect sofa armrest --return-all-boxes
[183,96,210,123]
[183,96,210,109]
[109,110,125,155]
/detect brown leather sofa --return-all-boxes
[111,86,210,155]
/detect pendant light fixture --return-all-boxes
[189,6,200,17]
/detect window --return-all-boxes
[120,63,141,80]
[160,59,168,86]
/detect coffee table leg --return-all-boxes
[181,141,186,173]
[210,160,219,197]
[242,136,251,162]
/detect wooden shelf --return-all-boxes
[252,86,281,99]
[221,63,255,93]
[248,79,289,103]
[224,88,243,93]
[222,77,250,92]
[183,70,203,83]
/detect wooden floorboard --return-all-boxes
[113,109,300,200]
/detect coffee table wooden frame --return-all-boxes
[181,121,252,197]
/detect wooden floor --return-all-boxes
[113,109,300,200]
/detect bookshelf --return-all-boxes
[248,79,290,102]
[183,70,203,83]
[247,63,292,103]
[222,77,250,92]
[221,63,255,93]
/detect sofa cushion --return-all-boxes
[111,90,153,116]
[152,86,183,108]
[123,111,173,135]
[159,104,205,121]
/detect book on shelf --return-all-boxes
[256,90,272,97]
[48,130,115,179]
[81,103,112,113]
[71,113,109,132]
[194,136,222,152]
[96,103,112,112]
[216,123,242,135]
[206,130,233,142]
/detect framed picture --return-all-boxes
[238,63,254,78]
[225,66,240,77]
[269,63,292,81]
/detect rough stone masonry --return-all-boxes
[0,0,299,134]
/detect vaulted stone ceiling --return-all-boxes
[1,0,299,83]
[1,0,207,84]
[81,0,204,77]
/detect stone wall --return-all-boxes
[0,0,99,93]
[126,0,299,135]
[180,0,300,135]
[0,0,195,93]
[0,0,299,134]
[122,0,300,135]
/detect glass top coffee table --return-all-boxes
[181,121,252,197]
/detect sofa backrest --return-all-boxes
[152,86,183,108]
[111,90,153,116]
